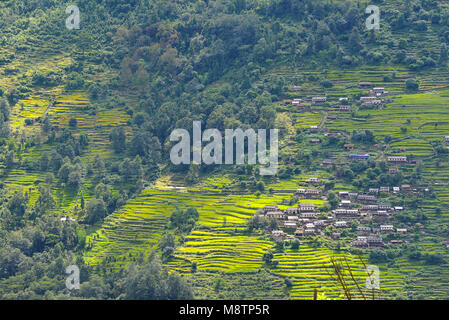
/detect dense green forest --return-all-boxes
[1,0,449,299]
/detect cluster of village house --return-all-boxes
[258,176,422,249]
[347,153,410,163]
[307,117,420,165]
[259,83,449,250]
[285,83,389,114]
[317,137,415,167]
[290,82,449,151]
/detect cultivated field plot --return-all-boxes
[84,188,289,268]
[174,230,273,273]
[403,265,449,299]
[1,169,49,205]
[272,65,411,100]
[272,246,404,300]
[291,111,322,129]
[390,138,434,157]
[50,92,94,128]
[266,172,333,193]
[327,91,449,141]
[10,98,49,129]
[0,167,83,213]
[4,90,131,215]
[46,92,131,160]
[184,270,289,300]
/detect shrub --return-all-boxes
[69,117,77,127]
[405,79,419,91]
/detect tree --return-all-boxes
[0,98,10,122]
[80,275,107,299]
[327,191,338,209]
[169,207,199,233]
[77,32,92,56]
[49,151,63,172]
[93,154,105,177]
[159,233,175,252]
[305,35,315,55]
[369,248,388,263]
[5,150,15,169]
[135,134,161,162]
[85,198,107,224]
[119,157,143,181]
[263,251,273,264]
[58,163,72,183]
[348,27,362,52]
[134,65,149,92]
[0,246,26,279]
[69,117,77,128]
[121,256,193,299]
[159,233,176,260]
[439,43,448,64]
[68,170,82,187]
[424,252,445,265]
[290,239,300,250]
[40,152,49,171]
[405,79,419,91]
[36,185,55,214]
[109,127,126,153]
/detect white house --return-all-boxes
[284,221,298,229]
[267,211,285,220]
[335,221,348,228]
[380,225,394,232]
[312,97,327,104]
[340,200,351,207]
[387,156,407,163]
[299,203,315,212]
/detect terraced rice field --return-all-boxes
[10,98,49,128]
[50,93,93,128]
[327,91,449,143]
[390,138,434,157]
[1,169,49,206]
[46,92,131,160]
[84,181,412,299]
[4,90,132,215]
[266,172,333,192]
[291,111,322,129]
[272,246,404,300]
[173,230,273,273]
[0,167,84,213]
[403,265,449,299]
[84,188,289,268]
[272,65,411,101]
[184,270,288,300]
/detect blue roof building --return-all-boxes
[349,153,370,160]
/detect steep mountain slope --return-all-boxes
[0,0,449,299]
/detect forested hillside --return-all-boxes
[1,0,449,299]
